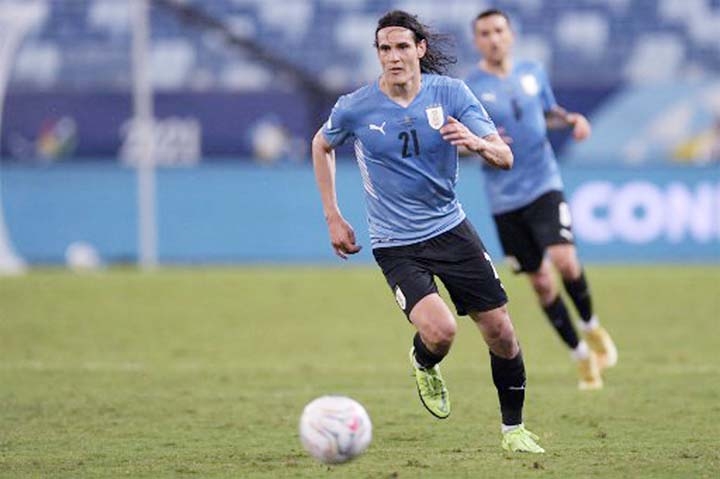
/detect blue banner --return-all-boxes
[2,89,613,163]
[1,163,718,264]
[1,92,316,163]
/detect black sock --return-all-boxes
[542,296,580,349]
[563,270,593,322]
[412,332,445,369]
[490,350,526,426]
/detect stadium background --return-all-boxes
[1,2,719,478]
[0,0,718,269]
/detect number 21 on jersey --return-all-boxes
[398,129,420,158]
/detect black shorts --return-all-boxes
[493,190,574,274]
[372,219,508,318]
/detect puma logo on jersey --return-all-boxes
[369,122,386,135]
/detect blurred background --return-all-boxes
[0,0,718,270]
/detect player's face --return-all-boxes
[376,27,426,86]
[473,14,513,64]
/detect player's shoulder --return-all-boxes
[515,59,546,76]
[424,73,465,90]
[334,83,377,111]
[464,67,487,83]
[424,74,476,101]
[463,68,496,94]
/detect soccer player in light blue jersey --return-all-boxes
[465,9,617,390]
[312,10,544,453]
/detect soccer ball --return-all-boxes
[299,395,372,464]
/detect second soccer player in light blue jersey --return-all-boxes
[466,9,617,391]
[312,10,544,453]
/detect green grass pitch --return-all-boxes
[1,265,718,478]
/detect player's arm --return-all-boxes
[440,116,513,170]
[311,129,361,259]
[536,63,591,141]
[545,105,591,141]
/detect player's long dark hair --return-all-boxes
[374,10,456,75]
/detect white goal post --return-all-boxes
[0,1,158,271]
[131,0,158,270]
[0,1,46,275]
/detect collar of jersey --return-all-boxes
[374,73,427,109]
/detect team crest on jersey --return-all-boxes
[425,105,445,130]
[520,74,540,96]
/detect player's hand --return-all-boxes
[326,214,362,260]
[440,116,479,149]
[569,113,591,141]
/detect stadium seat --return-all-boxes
[7,0,719,92]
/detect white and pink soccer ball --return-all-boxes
[299,395,372,464]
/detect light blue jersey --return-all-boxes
[465,60,563,214]
[323,74,497,248]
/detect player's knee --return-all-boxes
[429,318,456,351]
[555,259,580,280]
[550,247,581,279]
[410,296,456,352]
[530,271,555,304]
[471,306,520,358]
[482,308,511,340]
[488,316,518,358]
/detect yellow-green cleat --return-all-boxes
[501,425,545,453]
[409,347,450,419]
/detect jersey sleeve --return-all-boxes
[537,64,558,113]
[322,97,354,148]
[455,81,497,138]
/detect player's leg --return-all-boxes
[536,190,616,369]
[547,244,618,369]
[407,293,456,418]
[433,220,543,452]
[469,306,543,453]
[372,246,453,419]
[528,257,581,351]
[469,305,523,427]
[527,257,600,389]
[409,293,457,365]
[522,191,611,384]
[495,204,595,386]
